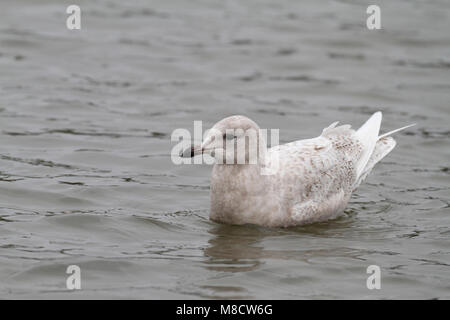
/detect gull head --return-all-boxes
[181,115,266,165]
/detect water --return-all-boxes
[0,0,449,299]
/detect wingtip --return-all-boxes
[374,111,382,119]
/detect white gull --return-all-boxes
[182,112,414,227]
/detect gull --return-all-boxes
[181,112,414,227]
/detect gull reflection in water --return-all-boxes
[203,214,362,273]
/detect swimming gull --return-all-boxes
[181,112,414,227]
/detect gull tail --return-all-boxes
[353,112,415,189]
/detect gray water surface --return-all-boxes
[0,0,449,299]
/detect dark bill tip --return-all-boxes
[180,145,196,158]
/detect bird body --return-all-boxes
[182,112,413,227]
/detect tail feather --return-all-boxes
[378,123,416,140]
[353,136,396,189]
[353,113,415,189]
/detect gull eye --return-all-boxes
[224,133,235,140]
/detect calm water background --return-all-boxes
[0,0,449,299]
